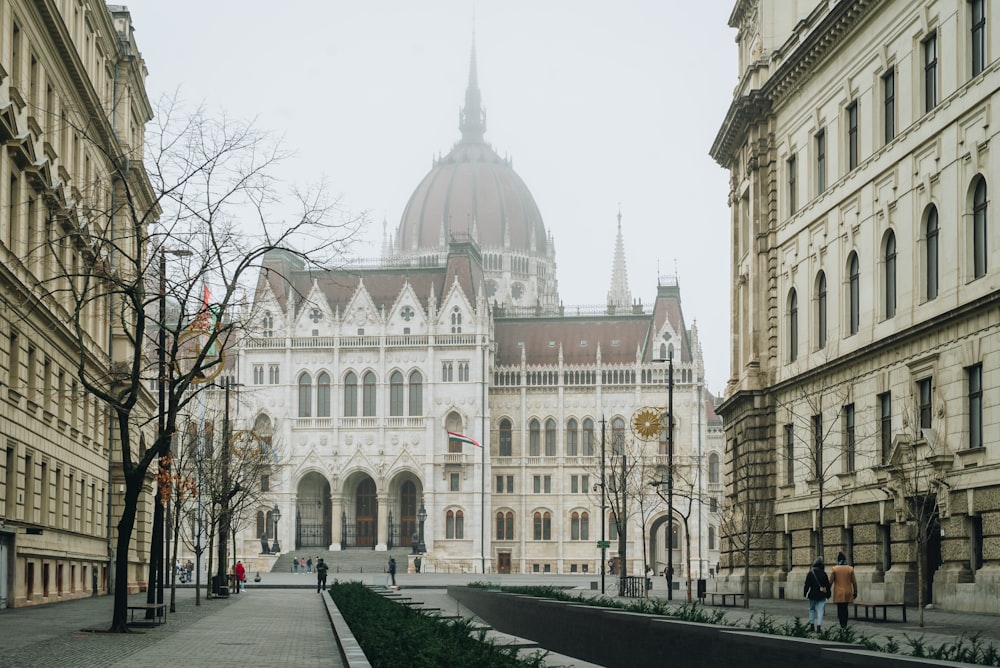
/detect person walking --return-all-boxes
[292,556,299,573]
[234,561,246,593]
[803,556,832,633]
[830,551,859,628]
[306,556,313,573]
[388,556,397,586]
[316,557,329,593]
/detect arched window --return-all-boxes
[455,510,464,539]
[611,417,625,455]
[884,230,897,318]
[451,306,462,333]
[343,372,358,417]
[708,452,720,483]
[256,511,265,538]
[446,510,455,539]
[532,511,552,540]
[973,178,988,278]
[362,371,377,416]
[499,419,512,456]
[297,372,312,417]
[571,511,590,540]
[788,289,798,361]
[408,370,423,416]
[580,511,589,540]
[316,371,331,418]
[926,206,939,300]
[496,511,514,540]
[529,419,541,456]
[709,526,717,550]
[816,272,827,349]
[848,252,860,335]
[389,371,404,416]
[544,419,556,456]
[565,418,578,456]
[582,418,595,456]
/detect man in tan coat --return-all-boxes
[830,551,859,628]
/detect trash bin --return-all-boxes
[697,578,707,599]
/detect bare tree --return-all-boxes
[42,94,364,631]
[718,439,773,608]
[651,456,703,602]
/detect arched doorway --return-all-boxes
[296,472,331,548]
[648,513,682,578]
[396,480,417,549]
[355,478,377,548]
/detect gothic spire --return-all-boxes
[607,207,632,310]
[459,39,487,143]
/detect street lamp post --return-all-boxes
[416,502,427,554]
[666,346,675,601]
[271,505,281,553]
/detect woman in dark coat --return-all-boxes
[803,556,831,632]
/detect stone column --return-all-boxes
[330,494,342,550]
[376,494,389,551]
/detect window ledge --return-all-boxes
[835,471,857,486]
[778,483,795,498]
[957,447,986,468]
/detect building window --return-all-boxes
[450,307,462,334]
[816,271,827,349]
[566,418,578,455]
[611,417,625,455]
[408,371,423,416]
[884,230,897,319]
[441,361,453,382]
[882,69,895,143]
[446,509,464,538]
[788,288,798,361]
[529,419,541,456]
[261,475,270,493]
[708,452,720,483]
[815,130,826,194]
[971,515,984,570]
[788,154,798,215]
[533,511,552,540]
[971,0,986,76]
[362,371,376,416]
[389,371,404,416]
[496,511,514,540]
[297,373,312,418]
[918,377,933,431]
[582,418,595,456]
[268,364,279,384]
[253,364,264,385]
[968,364,983,449]
[450,473,460,492]
[926,206,939,300]
[496,475,504,493]
[973,178,988,278]
[924,33,938,112]
[261,312,273,337]
[458,362,469,382]
[316,371,331,417]
[571,511,590,540]
[878,392,892,464]
[709,526,717,550]
[843,403,856,473]
[812,414,823,479]
[847,252,860,335]
[545,419,556,456]
[847,101,859,170]
[784,423,794,485]
[499,419,512,456]
[343,372,358,417]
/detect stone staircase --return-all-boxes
[270,548,407,575]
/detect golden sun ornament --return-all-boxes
[632,408,661,440]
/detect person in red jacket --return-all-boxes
[234,561,246,593]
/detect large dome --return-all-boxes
[392,45,558,311]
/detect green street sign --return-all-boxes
[597,540,611,549]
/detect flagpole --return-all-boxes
[481,339,487,575]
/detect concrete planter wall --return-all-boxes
[447,587,979,668]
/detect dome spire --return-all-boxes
[459,38,487,143]
[607,205,632,311]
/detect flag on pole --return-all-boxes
[447,431,481,448]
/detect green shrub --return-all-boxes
[330,582,548,667]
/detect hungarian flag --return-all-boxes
[447,431,481,448]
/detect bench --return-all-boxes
[852,601,906,622]
[702,591,743,606]
[127,603,166,626]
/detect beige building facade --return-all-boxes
[712,0,999,611]
[0,1,154,608]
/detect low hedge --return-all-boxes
[329,582,549,668]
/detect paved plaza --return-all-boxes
[0,573,998,667]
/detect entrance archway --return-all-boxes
[296,472,331,548]
[355,478,378,547]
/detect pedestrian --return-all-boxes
[234,560,246,593]
[307,556,313,573]
[830,551,859,628]
[316,557,329,593]
[388,556,397,586]
[803,556,831,633]
[293,556,299,573]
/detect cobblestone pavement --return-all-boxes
[0,586,341,668]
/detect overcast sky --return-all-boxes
[122,1,738,395]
